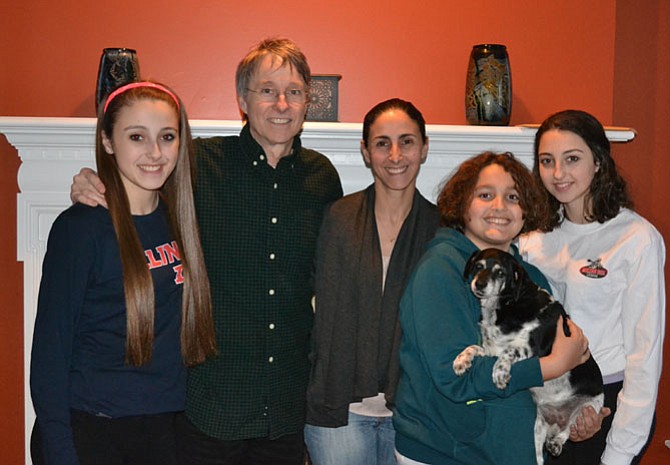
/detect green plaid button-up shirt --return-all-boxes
[186,124,343,440]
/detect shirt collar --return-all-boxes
[239,124,303,168]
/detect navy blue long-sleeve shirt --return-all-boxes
[30,202,185,465]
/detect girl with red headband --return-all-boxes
[30,81,216,465]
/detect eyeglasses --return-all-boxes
[246,87,307,104]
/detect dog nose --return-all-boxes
[473,277,486,290]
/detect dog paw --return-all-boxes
[453,345,484,375]
[546,438,564,457]
[492,359,512,389]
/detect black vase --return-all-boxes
[465,44,512,126]
[95,48,140,111]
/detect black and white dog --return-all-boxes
[453,248,604,465]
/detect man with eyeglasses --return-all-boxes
[71,38,343,465]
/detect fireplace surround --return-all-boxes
[0,117,635,464]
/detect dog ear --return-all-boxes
[513,261,527,301]
[464,251,480,280]
[560,311,572,337]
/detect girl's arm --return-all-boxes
[602,230,665,465]
[30,210,95,465]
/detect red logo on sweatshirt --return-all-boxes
[145,241,183,284]
[579,258,608,279]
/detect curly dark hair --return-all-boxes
[437,151,549,234]
[533,109,632,230]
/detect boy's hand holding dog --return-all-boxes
[539,317,590,381]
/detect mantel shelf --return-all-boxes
[0,116,636,198]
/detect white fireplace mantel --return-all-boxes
[0,116,635,465]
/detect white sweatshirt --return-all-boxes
[519,209,665,465]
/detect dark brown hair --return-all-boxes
[362,98,427,146]
[533,109,632,230]
[97,81,216,366]
[437,151,549,234]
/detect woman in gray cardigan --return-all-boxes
[305,98,440,465]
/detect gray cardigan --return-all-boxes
[306,185,439,427]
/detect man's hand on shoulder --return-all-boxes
[71,168,107,208]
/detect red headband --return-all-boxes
[103,82,180,113]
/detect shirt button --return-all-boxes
[253,160,258,166]
[271,217,278,224]
[269,289,275,296]
[273,183,278,189]
[269,323,275,330]
[260,155,265,161]
[269,253,275,260]
[268,356,274,363]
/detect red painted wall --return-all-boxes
[0,136,23,463]
[613,1,670,463]
[1,1,667,463]
[2,1,616,124]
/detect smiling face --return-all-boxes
[464,163,525,251]
[361,109,428,195]
[238,54,308,165]
[537,129,598,223]
[102,98,179,214]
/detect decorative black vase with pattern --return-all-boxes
[95,48,140,111]
[465,44,512,126]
